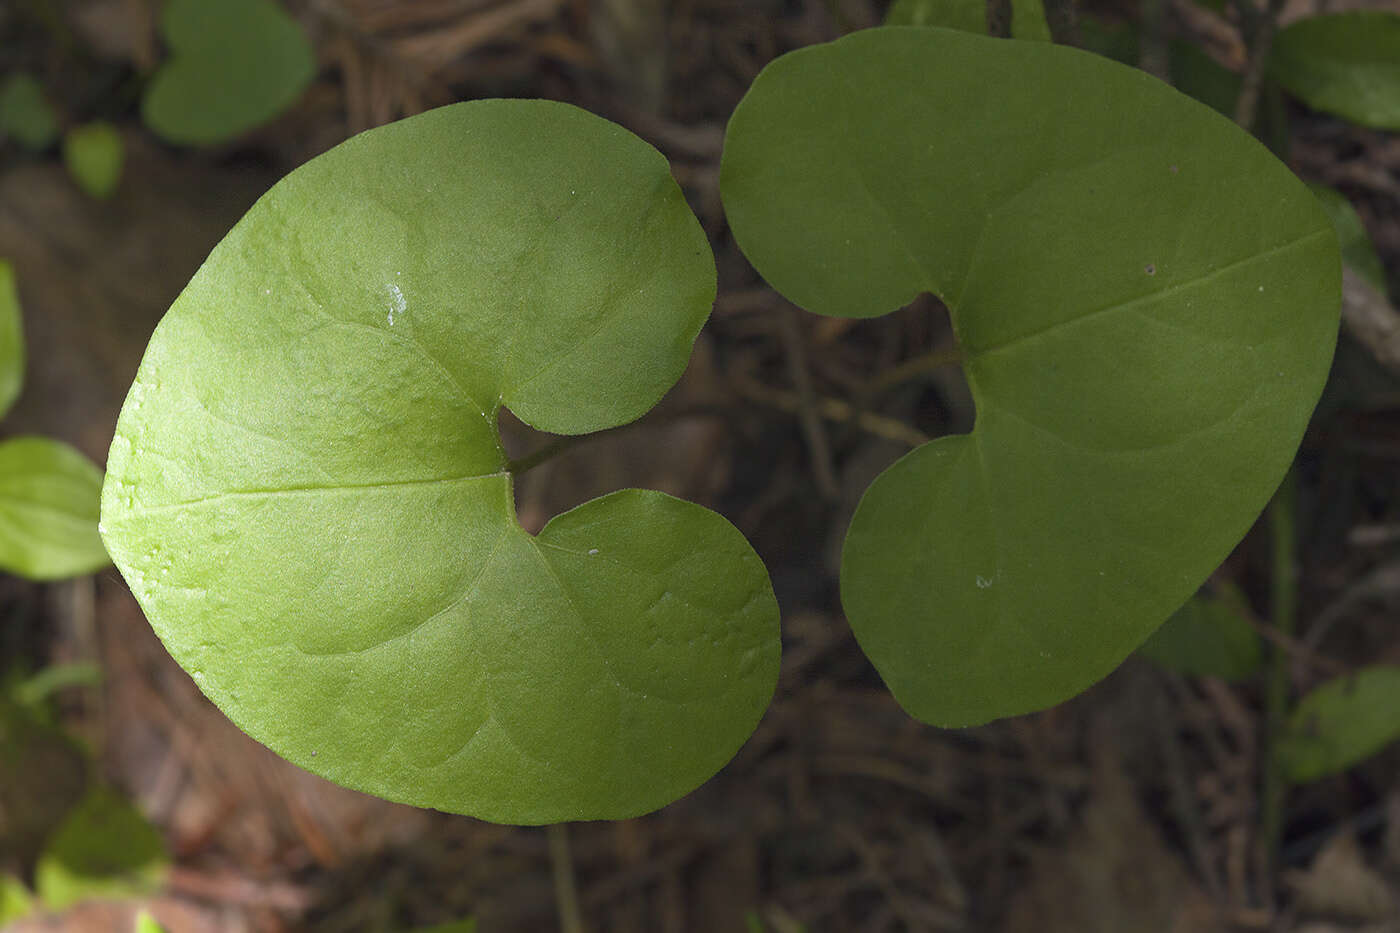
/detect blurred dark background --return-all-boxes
[2,0,1399,930]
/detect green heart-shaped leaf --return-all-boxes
[720,28,1338,726]
[0,437,108,581]
[1268,11,1400,131]
[141,0,314,145]
[0,260,21,419]
[102,100,781,823]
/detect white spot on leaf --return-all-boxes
[386,283,407,325]
[976,575,994,589]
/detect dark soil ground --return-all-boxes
[2,0,1399,931]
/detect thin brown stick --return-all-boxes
[986,0,1013,37]
[1139,0,1171,81]
[734,375,930,449]
[1233,0,1287,130]
[1043,0,1080,45]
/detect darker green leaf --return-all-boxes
[1277,666,1400,783]
[721,27,1339,726]
[0,74,59,151]
[142,0,315,145]
[1137,582,1262,681]
[35,785,168,910]
[1268,12,1400,130]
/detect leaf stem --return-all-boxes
[506,435,584,475]
[549,822,586,933]
[1259,464,1297,894]
[779,307,840,499]
[505,404,744,475]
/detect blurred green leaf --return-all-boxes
[0,260,21,420]
[0,874,35,924]
[1277,666,1400,783]
[14,662,103,707]
[885,0,1050,41]
[0,436,109,581]
[1309,184,1389,298]
[0,74,59,150]
[35,785,169,910]
[1268,11,1400,130]
[63,123,125,199]
[0,696,89,867]
[142,0,315,145]
[1137,582,1262,681]
[134,909,169,933]
[1077,18,1289,154]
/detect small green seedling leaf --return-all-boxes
[721,27,1339,726]
[142,0,315,145]
[0,73,59,151]
[0,437,109,581]
[64,123,125,199]
[1267,11,1400,131]
[14,662,103,707]
[1136,582,1261,681]
[35,785,169,910]
[0,875,35,924]
[135,910,169,933]
[102,100,780,823]
[1277,666,1400,783]
[1309,184,1389,298]
[885,0,1051,41]
[0,260,22,419]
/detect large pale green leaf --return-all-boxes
[0,437,108,581]
[721,27,1339,726]
[102,100,780,823]
[141,0,314,145]
[0,260,21,419]
[1277,666,1400,783]
[0,74,59,151]
[1136,582,1261,681]
[885,0,1050,41]
[1268,12,1400,131]
[35,785,168,910]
